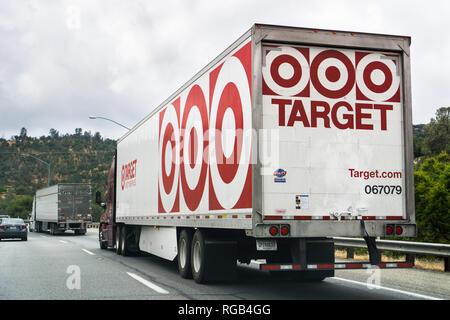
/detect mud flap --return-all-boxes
[203,239,238,282]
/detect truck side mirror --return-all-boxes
[95,191,102,205]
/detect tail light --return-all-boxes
[281,225,290,236]
[21,224,27,229]
[395,226,403,235]
[385,225,393,235]
[0,225,5,229]
[269,226,279,236]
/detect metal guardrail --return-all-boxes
[333,237,450,272]
[87,223,100,229]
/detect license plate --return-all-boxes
[256,239,277,251]
[10,227,17,230]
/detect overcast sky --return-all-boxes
[0,0,449,140]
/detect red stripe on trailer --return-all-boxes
[397,262,413,268]
[245,214,252,219]
[386,216,404,220]
[263,216,281,220]
[261,265,281,270]
[232,215,238,218]
[294,216,313,220]
[346,263,363,268]
[317,264,335,269]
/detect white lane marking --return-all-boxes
[126,272,169,294]
[332,277,442,300]
[59,240,68,244]
[81,249,95,256]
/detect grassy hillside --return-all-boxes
[0,128,115,221]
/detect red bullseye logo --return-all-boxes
[209,46,252,210]
[158,100,180,213]
[157,41,252,213]
[356,52,400,102]
[310,49,355,99]
[262,45,309,97]
[180,84,209,212]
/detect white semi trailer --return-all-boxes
[98,24,416,283]
[31,183,92,235]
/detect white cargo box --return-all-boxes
[115,24,415,238]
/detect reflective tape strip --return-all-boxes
[261,264,301,271]
[263,216,405,221]
[261,262,412,271]
[117,214,252,221]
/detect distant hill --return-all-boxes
[0,128,116,220]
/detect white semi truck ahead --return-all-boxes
[31,183,92,235]
[98,24,416,283]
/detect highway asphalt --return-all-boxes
[0,228,448,300]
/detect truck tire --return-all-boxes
[121,226,131,256]
[116,225,122,255]
[178,229,193,279]
[99,227,107,249]
[191,229,207,283]
[191,229,237,283]
[50,223,55,235]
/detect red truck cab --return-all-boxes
[98,156,117,250]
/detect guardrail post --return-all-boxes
[445,257,450,272]
[405,253,415,266]
[346,248,354,259]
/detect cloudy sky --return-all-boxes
[0,0,449,140]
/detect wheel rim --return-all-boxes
[179,238,187,268]
[193,240,201,273]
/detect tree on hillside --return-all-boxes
[4,196,34,219]
[49,128,59,139]
[414,152,450,243]
[423,107,449,156]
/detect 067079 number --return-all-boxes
[364,185,402,195]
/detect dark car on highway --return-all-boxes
[0,218,28,241]
[0,215,10,224]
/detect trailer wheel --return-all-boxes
[191,229,207,283]
[121,226,130,256]
[190,229,237,283]
[115,225,122,255]
[99,227,107,249]
[178,229,193,279]
[50,223,55,235]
